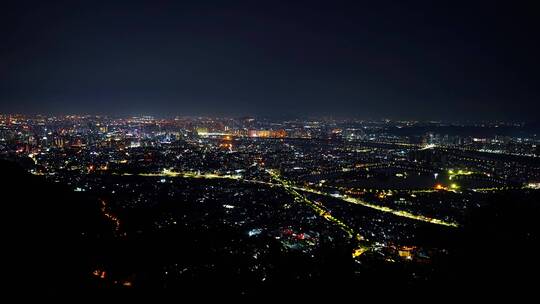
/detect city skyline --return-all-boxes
[0,112,538,124]
[2,112,539,295]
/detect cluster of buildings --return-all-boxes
[1,113,540,285]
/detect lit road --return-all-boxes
[119,168,460,228]
[267,169,371,255]
[138,169,243,180]
[260,169,459,227]
[267,170,360,239]
[128,169,365,236]
[278,178,460,227]
[121,169,372,254]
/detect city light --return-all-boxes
[1,114,537,292]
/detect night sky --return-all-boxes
[1,0,538,120]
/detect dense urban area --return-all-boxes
[2,114,539,295]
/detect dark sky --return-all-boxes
[1,0,538,120]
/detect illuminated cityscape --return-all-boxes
[2,0,539,298]
[2,114,540,295]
